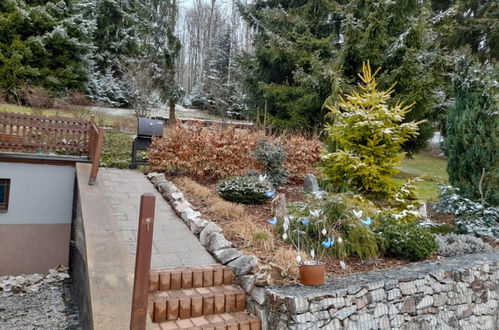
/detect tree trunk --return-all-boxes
[169,99,176,125]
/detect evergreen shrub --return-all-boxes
[253,139,289,187]
[435,233,491,257]
[217,176,272,204]
[435,185,499,242]
[445,57,498,205]
[377,219,437,261]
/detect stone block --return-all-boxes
[416,296,434,309]
[368,288,386,302]
[399,281,418,295]
[331,305,356,320]
[374,303,388,317]
[213,248,242,265]
[303,174,320,192]
[207,232,232,252]
[387,288,402,301]
[250,286,265,305]
[200,223,222,246]
[189,217,209,235]
[227,255,258,276]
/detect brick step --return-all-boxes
[150,285,247,323]
[153,312,261,330]
[150,265,233,292]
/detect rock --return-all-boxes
[303,174,320,192]
[171,191,184,201]
[189,218,209,235]
[418,203,428,219]
[236,275,256,292]
[200,223,223,246]
[250,286,265,305]
[181,208,201,223]
[151,174,166,186]
[331,305,356,320]
[213,248,242,264]
[208,233,232,252]
[146,172,161,179]
[227,255,258,276]
[157,182,170,194]
[254,263,286,286]
[173,200,193,213]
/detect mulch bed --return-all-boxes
[169,176,456,278]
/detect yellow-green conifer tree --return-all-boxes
[321,62,422,199]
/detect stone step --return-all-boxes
[149,265,233,292]
[153,312,261,330]
[150,285,247,323]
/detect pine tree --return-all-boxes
[437,0,498,63]
[337,1,444,155]
[0,0,88,100]
[237,0,339,129]
[321,62,421,198]
[445,56,498,205]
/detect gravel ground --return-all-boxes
[0,269,79,330]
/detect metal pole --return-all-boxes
[130,193,156,330]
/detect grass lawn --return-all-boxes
[396,152,448,202]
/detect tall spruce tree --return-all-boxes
[237,0,339,129]
[239,0,444,155]
[445,56,498,205]
[436,0,498,63]
[337,0,445,155]
[0,0,88,101]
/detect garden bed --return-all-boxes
[168,176,461,280]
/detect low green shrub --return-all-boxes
[217,176,272,204]
[377,219,437,261]
[253,138,289,187]
[435,233,491,257]
[435,185,499,242]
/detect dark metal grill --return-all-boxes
[131,118,164,169]
[137,118,164,138]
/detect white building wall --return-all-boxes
[0,162,75,224]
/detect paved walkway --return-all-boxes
[98,168,216,269]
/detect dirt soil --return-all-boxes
[170,176,456,279]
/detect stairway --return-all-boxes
[149,265,261,329]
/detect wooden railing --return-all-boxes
[0,112,92,155]
[0,112,105,184]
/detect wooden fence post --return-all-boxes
[130,193,155,330]
[88,127,104,185]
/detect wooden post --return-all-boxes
[130,193,155,330]
[88,127,104,185]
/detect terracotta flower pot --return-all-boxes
[299,262,325,286]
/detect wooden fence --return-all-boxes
[0,112,104,184]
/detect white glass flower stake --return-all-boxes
[310,249,315,260]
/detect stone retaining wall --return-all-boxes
[264,252,499,329]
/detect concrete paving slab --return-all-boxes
[98,168,216,269]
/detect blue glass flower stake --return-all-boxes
[268,217,278,226]
[265,190,276,198]
[361,216,372,226]
[321,237,335,248]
